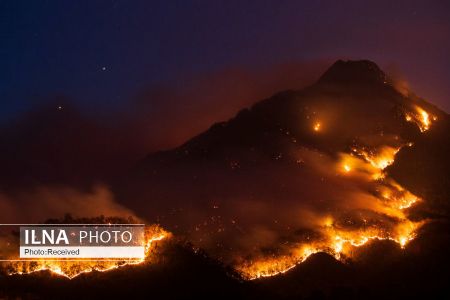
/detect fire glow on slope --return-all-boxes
[405,105,437,132]
[6,225,168,279]
[5,105,436,281]
[237,108,434,280]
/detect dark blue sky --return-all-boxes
[1,0,449,121]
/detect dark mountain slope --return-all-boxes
[118,60,447,223]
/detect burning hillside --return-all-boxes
[237,139,423,278]
[1,60,449,299]
[0,217,169,279]
[119,60,446,280]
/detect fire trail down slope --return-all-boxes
[118,60,448,278]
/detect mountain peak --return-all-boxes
[318,59,388,85]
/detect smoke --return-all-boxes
[0,185,137,223]
[0,61,330,188]
[0,60,330,229]
[126,60,332,150]
[121,138,420,270]
[0,184,138,259]
[385,64,411,97]
[117,78,427,276]
[0,59,426,277]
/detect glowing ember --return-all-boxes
[6,225,169,279]
[313,122,321,132]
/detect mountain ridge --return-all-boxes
[116,59,450,278]
[135,59,444,168]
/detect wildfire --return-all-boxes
[239,245,320,279]
[351,146,400,170]
[239,219,422,279]
[4,107,437,283]
[238,115,434,280]
[405,105,436,132]
[338,153,382,179]
[6,225,169,279]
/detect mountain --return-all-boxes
[318,59,388,84]
[3,234,449,299]
[127,60,447,185]
[118,59,448,229]
[2,59,450,299]
[113,60,450,295]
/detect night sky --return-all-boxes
[1,0,449,122]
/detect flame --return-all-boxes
[4,106,437,282]
[405,105,435,132]
[6,225,169,279]
[239,219,422,279]
[238,119,433,280]
[351,146,400,170]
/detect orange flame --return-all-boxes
[405,105,436,132]
[6,225,169,279]
[238,122,432,279]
